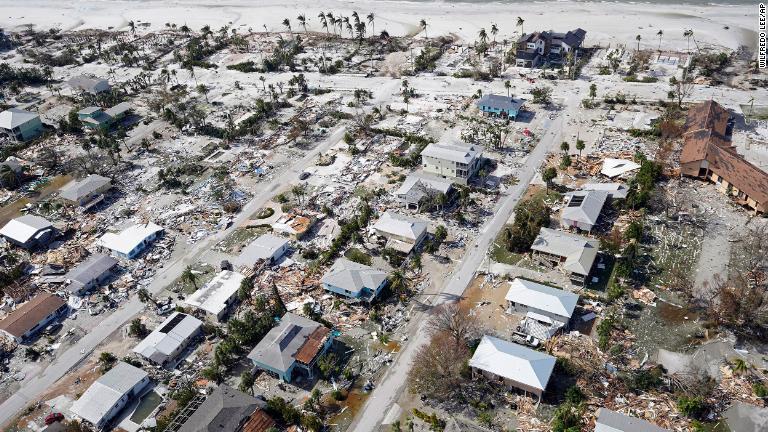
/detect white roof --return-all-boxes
[469,335,555,391]
[235,233,289,267]
[59,174,111,202]
[0,215,53,244]
[0,108,39,130]
[562,190,609,227]
[531,228,599,276]
[394,171,453,200]
[184,270,244,317]
[601,158,640,178]
[421,142,482,164]
[322,258,387,295]
[505,278,579,319]
[96,222,163,256]
[595,408,670,432]
[70,362,148,425]
[579,183,629,199]
[133,312,202,364]
[373,211,427,241]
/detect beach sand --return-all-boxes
[0,0,758,52]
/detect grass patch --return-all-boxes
[489,226,524,265]
[218,225,271,253]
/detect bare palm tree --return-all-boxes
[297,14,308,34]
[282,18,292,39]
[419,18,428,39]
[516,16,525,36]
[656,29,663,51]
[367,13,375,38]
[683,29,694,53]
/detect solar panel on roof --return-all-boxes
[568,195,585,207]
[158,313,187,334]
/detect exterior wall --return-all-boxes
[72,182,112,206]
[21,303,68,342]
[97,376,150,428]
[506,301,570,326]
[323,279,387,300]
[473,368,543,398]
[3,227,53,250]
[681,160,766,213]
[18,117,44,141]
[422,155,480,185]
[561,217,593,232]
[125,231,162,259]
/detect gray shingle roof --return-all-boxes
[65,253,117,292]
[531,228,599,276]
[178,385,265,432]
[59,174,111,202]
[322,258,387,295]
[595,408,670,432]
[476,94,525,112]
[247,313,323,374]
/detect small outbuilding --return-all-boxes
[0,214,56,250]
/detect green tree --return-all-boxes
[239,370,255,395]
[181,266,198,290]
[560,141,570,153]
[128,318,148,337]
[588,83,597,100]
[542,166,557,191]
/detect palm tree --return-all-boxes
[635,34,641,52]
[560,141,570,154]
[732,358,748,375]
[326,12,336,36]
[259,75,266,91]
[297,14,308,34]
[490,23,499,47]
[282,18,292,38]
[504,80,511,97]
[575,139,585,161]
[419,18,428,39]
[291,184,306,206]
[478,28,488,45]
[197,84,210,103]
[0,164,19,189]
[388,270,408,296]
[656,29,663,51]
[181,265,198,290]
[367,13,375,38]
[516,16,525,36]
[318,12,328,36]
[401,79,411,110]
[683,29,693,53]
[128,20,136,36]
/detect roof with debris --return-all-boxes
[322,258,387,295]
[178,385,269,432]
[595,408,670,432]
[0,293,66,339]
[394,171,453,202]
[59,174,111,202]
[476,94,525,112]
[505,278,578,319]
[247,313,329,374]
[469,335,555,391]
[578,183,628,199]
[373,211,428,242]
[420,142,482,164]
[184,270,244,318]
[235,233,289,267]
[601,158,640,178]
[70,362,148,426]
[562,190,608,227]
[0,108,39,130]
[531,228,599,276]
[96,222,163,256]
[65,253,117,291]
[0,214,53,244]
[133,312,203,364]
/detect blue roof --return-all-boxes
[476,95,525,112]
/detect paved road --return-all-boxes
[348,93,575,432]
[0,79,402,427]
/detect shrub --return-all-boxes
[677,395,705,418]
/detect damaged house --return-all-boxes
[67,75,111,95]
[560,190,609,232]
[394,171,453,211]
[175,385,275,432]
[247,312,334,383]
[515,28,586,68]
[595,408,670,432]
[96,222,164,259]
[530,227,599,285]
[64,253,118,296]
[58,174,112,209]
[184,270,245,322]
[0,108,44,142]
[505,278,579,340]
[0,214,56,250]
[476,94,525,120]
[0,293,67,344]
[235,233,289,268]
[420,141,483,185]
[133,311,203,368]
[77,102,132,132]
[321,258,388,301]
[680,100,768,213]
[373,211,428,254]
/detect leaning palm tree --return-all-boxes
[516,16,525,36]
[297,14,308,34]
[656,29,663,51]
[282,18,292,38]
[635,34,641,52]
[367,13,375,38]
[683,29,694,53]
[181,265,198,290]
[318,12,328,36]
[419,18,428,39]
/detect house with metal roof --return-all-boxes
[59,174,112,208]
[394,171,453,211]
[561,190,609,232]
[420,142,483,185]
[96,222,163,259]
[70,361,150,430]
[184,270,245,322]
[247,313,333,383]
[77,102,132,131]
[531,228,599,285]
[595,408,670,432]
[578,183,629,200]
[235,233,289,268]
[373,211,428,254]
[175,385,275,432]
[65,253,118,296]
[469,335,556,400]
[0,214,56,250]
[0,293,67,344]
[476,94,525,120]
[133,312,203,368]
[322,258,388,301]
[505,278,578,323]
[67,75,111,95]
[0,108,44,142]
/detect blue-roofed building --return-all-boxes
[476,95,525,120]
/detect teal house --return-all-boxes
[321,258,388,301]
[247,313,334,383]
[0,108,44,142]
[476,94,525,120]
[78,102,132,131]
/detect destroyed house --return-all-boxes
[561,190,608,232]
[67,75,111,95]
[420,142,483,185]
[176,385,275,432]
[0,293,67,343]
[247,313,333,383]
[70,362,150,430]
[322,258,388,301]
[65,253,118,296]
[476,94,525,120]
[680,100,768,213]
[530,228,599,285]
[184,270,245,322]
[272,212,316,240]
[394,171,453,211]
[595,408,670,432]
[97,222,163,259]
[515,28,586,67]
[133,312,203,368]
[373,211,428,254]
[0,214,55,249]
[469,335,555,400]
[59,174,112,208]
[0,108,44,142]
[235,233,289,268]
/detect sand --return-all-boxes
[0,0,758,52]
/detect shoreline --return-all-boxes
[0,0,758,51]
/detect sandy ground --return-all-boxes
[0,0,758,51]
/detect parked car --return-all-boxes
[299,172,311,180]
[45,412,64,425]
[44,323,63,335]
